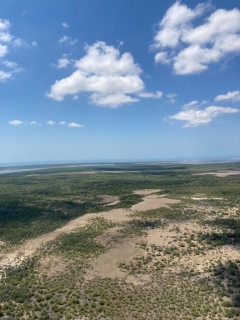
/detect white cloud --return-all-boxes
[153,2,240,74]
[59,36,68,43]
[0,19,12,44]
[90,93,139,108]
[62,22,69,28]
[166,93,177,104]
[31,41,37,46]
[0,19,10,30]
[68,122,85,128]
[46,120,55,125]
[182,100,198,110]
[59,121,66,125]
[0,44,7,57]
[215,90,240,102]
[0,31,12,42]
[29,121,37,125]
[138,91,162,99]
[59,36,77,45]
[13,38,27,47]
[167,105,239,127]
[153,1,209,49]
[0,19,31,82]
[72,95,78,100]
[8,120,23,126]
[47,41,147,107]
[2,60,17,68]
[154,52,171,65]
[56,57,70,69]
[0,70,11,81]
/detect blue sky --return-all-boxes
[0,0,240,163]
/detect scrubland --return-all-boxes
[0,162,240,319]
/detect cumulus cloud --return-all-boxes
[47,41,160,107]
[59,121,66,125]
[2,60,17,68]
[0,18,31,81]
[59,36,77,45]
[46,120,55,125]
[0,70,11,81]
[8,120,23,126]
[166,93,177,104]
[166,104,239,127]
[57,57,70,69]
[215,90,240,102]
[0,44,7,57]
[62,22,69,28]
[182,100,198,110]
[138,91,162,99]
[0,19,12,44]
[29,121,37,125]
[90,93,139,107]
[154,52,171,65]
[13,38,28,47]
[152,2,240,74]
[68,122,85,128]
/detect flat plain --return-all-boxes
[0,162,240,319]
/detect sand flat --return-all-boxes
[131,195,180,211]
[194,170,240,177]
[133,189,161,195]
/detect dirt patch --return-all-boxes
[88,237,144,280]
[131,195,180,211]
[133,189,162,196]
[194,170,240,177]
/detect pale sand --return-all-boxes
[0,191,178,271]
[88,238,144,280]
[131,194,179,211]
[194,170,240,177]
[190,197,223,200]
[133,189,162,196]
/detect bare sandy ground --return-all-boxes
[190,197,223,200]
[2,188,238,290]
[194,170,240,177]
[0,192,177,270]
[88,238,144,280]
[131,194,179,211]
[133,189,161,195]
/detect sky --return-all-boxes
[0,0,240,164]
